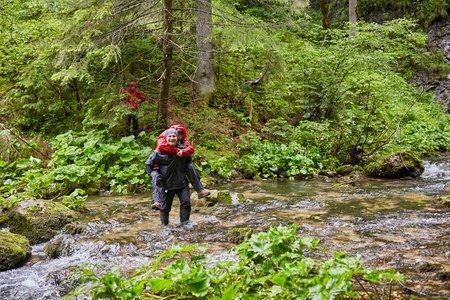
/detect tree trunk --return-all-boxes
[158,0,174,129]
[195,0,215,96]
[349,0,357,36]
[319,0,330,31]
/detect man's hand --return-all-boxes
[177,149,183,157]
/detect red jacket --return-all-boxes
[156,124,195,156]
[120,81,146,109]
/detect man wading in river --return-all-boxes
[145,129,192,227]
[150,124,210,210]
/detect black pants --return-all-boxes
[161,185,190,214]
[186,163,204,192]
[126,114,139,137]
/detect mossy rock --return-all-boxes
[217,190,232,204]
[235,193,246,203]
[435,195,450,207]
[336,164,353,176]
[191,190,237,207]
[443,184,450,192]
[365,152,424,178]
[44,237,72,258]
[0,207,10,227]
[0,230,31,271]
[225,227,254,244]
[8,199,80,245]
[64,222,86,235]
[242,168,257,179]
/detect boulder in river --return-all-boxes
[365,152,424,178]
[8,198,80,245]
[336,164,353,176]
[0,230,32,271]
[192,190,243,207]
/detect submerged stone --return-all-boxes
[8,199,80,245]
[0,230,32,271]
[365,152,424,178]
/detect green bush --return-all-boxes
[65,225,406,299]
[236,141,323,179]
[397,119,450,154]
[0,130,153,210]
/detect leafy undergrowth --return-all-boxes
[65,225,405,300]
[0,130,152,210]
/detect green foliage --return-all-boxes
[48,130,152,194]
[230,0,308,22]
[1,0,449,183]
[358,0,449,27]
[66,225,406,299]
[261,118,294,139]
[236,141,323,179]
[395,118,450,154]
[0,131,152,209]
[237,131,262,154]
[62,188,87,211]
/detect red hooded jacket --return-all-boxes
[156,124,195,156]
[120,81,146,109]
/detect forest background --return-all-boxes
[1,0,450,209]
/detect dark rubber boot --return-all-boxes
[160,212,169,226]
[180,208,191,224]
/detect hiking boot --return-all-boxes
[197,190,210,199]
[152,202,161,210]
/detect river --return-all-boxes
[1,156,449,299]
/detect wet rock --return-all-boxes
[319,171,336,177]
[337,165,353,176]
[0,207,10,226]
[435,195,450,207]
[365,152,424,178]
[0,230,32,271]
[348,170,364,181]
[225,227,254,244]
[436,271,450,280]
[44,237,72,258]
[8,199,80,245]
[443,184,450,192]
[416,262,443,273]
[332,182,356,192]
[230,168,241,178]
[64,222,85,235]
[191,190,240,207]
[216,190,232,204]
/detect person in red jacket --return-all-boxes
[150,124,210,210]
[119,81,146,139]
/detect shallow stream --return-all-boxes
[1,156,449,299]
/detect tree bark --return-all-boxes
[319,0,330,31]
[195,0,216,96]
[158,0,173,129]
[349,0,357,36]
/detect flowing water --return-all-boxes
[1,156,449,299]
